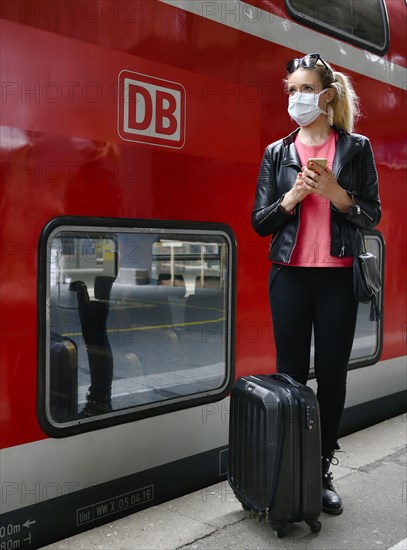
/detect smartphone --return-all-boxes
[307,158,327,170]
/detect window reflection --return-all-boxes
[48,230,231,424]
[285,0,388,53]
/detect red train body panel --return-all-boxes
[0,1,406,547]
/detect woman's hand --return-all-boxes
[280,173,312,213]
[299,162,353,212]
[301,162,337,196]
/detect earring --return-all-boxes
[327,104,334,126]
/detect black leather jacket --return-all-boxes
[252,128,381,263]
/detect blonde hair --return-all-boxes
[288,60,360,133]
[328,70,360,133]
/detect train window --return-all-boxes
[348,233,384,366]
[309,232,384,372]
[285,0,389,55]
[39,219,235,434]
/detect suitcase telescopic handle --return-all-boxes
[272,373,302,387]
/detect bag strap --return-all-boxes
[348,225,366,257]
[369,295,383,322]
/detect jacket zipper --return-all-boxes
[285,203,301,263]
[348,192,374,221]
[269,231,280,250]
[282,159,302,263]
[339,224,345,257]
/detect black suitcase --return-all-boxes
[228,373,322,537]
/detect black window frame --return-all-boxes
[37,216,236,438]
[348,229,385,370]
[284,0,390,56]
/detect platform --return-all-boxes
[42,414,406,550]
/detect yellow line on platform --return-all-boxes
[62,318,226,338]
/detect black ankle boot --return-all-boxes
[322,454,343,515]
[78,390,112,418]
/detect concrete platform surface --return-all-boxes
[42,414,407,550]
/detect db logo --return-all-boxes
[118,70,186,148]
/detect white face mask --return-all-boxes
[288,89,328,126]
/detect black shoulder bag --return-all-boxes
[349,227,382,321]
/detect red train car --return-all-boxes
[0,0,406,547]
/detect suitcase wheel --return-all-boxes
[306,520,322,533]
[272,525,288,538]
[237,497,251,512]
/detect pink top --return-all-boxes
[289,131,353,267]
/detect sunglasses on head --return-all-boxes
[286,53,331,74]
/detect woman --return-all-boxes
[252,53,381,515]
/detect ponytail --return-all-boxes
[305,63,360,133]
[328,71,360,133]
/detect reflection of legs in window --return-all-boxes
[49,332,78,422]
[70,279,115,417]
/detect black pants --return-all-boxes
[268,264,358,455]
[72,281,113,404]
